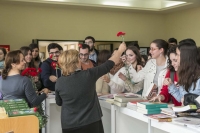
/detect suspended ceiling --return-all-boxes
[1,0,200,13]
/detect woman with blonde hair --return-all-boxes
[55,43,126,133]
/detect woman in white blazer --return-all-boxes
[132,39,169,98]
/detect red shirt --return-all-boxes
[159,70,182,106]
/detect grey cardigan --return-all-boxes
[55,60,114,129]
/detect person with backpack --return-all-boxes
[150,46,182,106]
[40,43,62,91]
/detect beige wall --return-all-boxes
[0,3,166,50]
[166,7,200,46]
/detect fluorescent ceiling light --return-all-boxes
[165,1,186,7]
[44,0,65,2]
[102,1,130,7]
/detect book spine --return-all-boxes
[158,118,172,122]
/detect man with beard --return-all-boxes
[84,36,99,62]
[40,43,62,91]
[79,44,96,70]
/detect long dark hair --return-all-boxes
[177,40,200,92]
[1,50,22,79]
[20,46,35,68]
[29,43,41,62]
[97,50,111,66]
[125,46,143,71]
[167,46,177,72]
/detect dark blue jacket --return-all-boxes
[40,58,61,91]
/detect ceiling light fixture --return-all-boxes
[165,1,186,7]
[102,1,130,7]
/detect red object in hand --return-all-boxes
[49,54,53,59]
[51,62,57,69]
[78,44,82,48]
[117,31,126,37]
[33,107,37,112]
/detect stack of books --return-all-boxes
[136,102,168,114]
[114,94,144,107]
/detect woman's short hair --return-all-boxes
[58,50,79,76]
[2,50,22,79]
[151,39,169,56]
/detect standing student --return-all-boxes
[29,43,42,69]
[55,42,126,133]
[150,46,182,106]
[132,39,169,98]
[40,43,62,91]
[84,36,98,62]
[165,39,200,103]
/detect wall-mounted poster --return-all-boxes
[0,45,10,53]
[140,47,149,55]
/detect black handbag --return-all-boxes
[184,93,200,109]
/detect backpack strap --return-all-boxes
[170,71,175,83]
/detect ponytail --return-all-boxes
[2,68,9,79]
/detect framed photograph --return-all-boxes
[0,45,10,53]
[140,47,149,55]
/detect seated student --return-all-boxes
[165,39,200,103]
[79,44,96,70]
[103,46,144,94]
[96,50,111,96]
[150,46,182,106]
[0,50,48,107]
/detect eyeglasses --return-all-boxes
[79,53,89,57]
[84,41,93,45]
[149,47,159,51]
[49,51,60,55]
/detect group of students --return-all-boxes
[0,37,200,133]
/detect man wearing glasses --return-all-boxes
[84,36,99,63]
[40,43,62,91]
[79,44,96,70]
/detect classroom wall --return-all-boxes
[0,2,166,50]
[165,6,200,46]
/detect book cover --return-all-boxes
[137,102,168,109]
[145,83,158,100]
[172,105,197,112]
[114,101,127,107]
[114,95,144,103]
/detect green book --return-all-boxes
[137,102,168,109]
[8,109,36,117]
[137,107,161,112]
[137,108,161,114]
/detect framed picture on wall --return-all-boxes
[0,45,10,53]
[140,47,149,55]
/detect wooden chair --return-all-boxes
[0,115,39,133]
